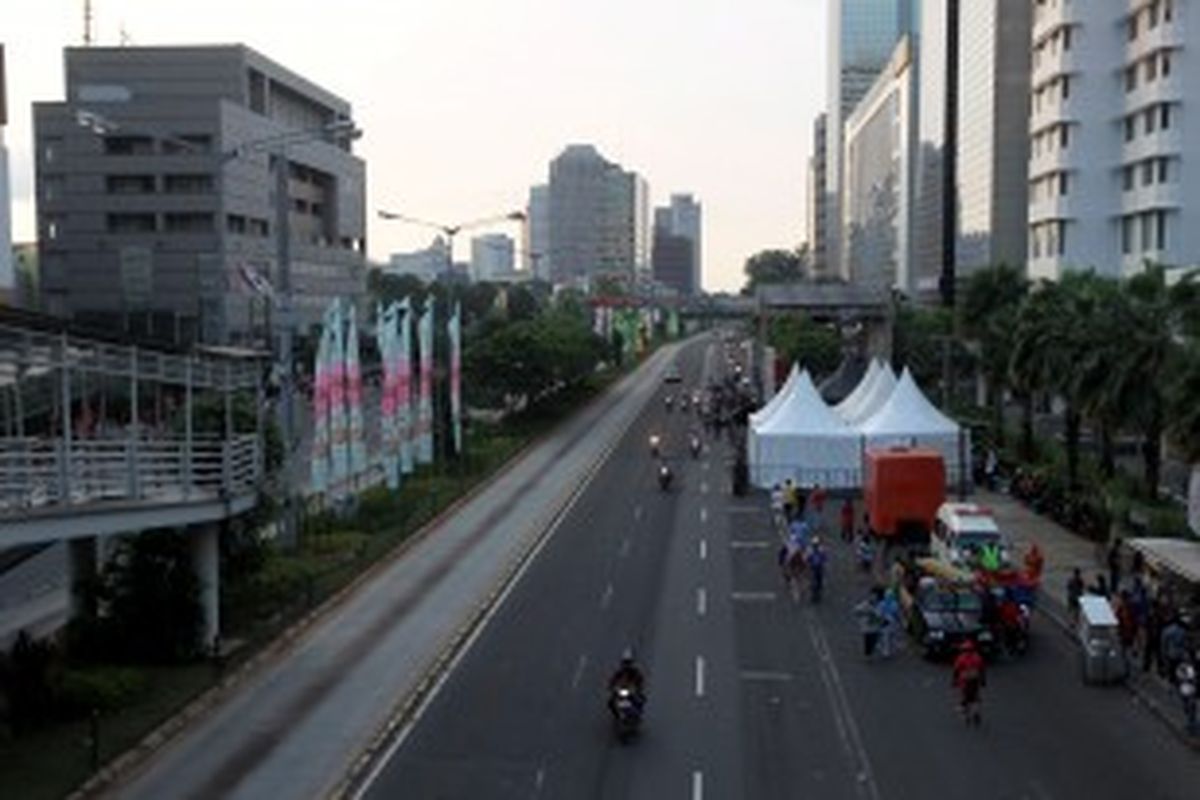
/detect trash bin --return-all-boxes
[1077,595,1128,685]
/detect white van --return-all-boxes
[932,502,1012,570]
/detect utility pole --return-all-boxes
[83,0,94,46]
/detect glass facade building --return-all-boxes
[826,0,909,279]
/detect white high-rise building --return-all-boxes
[1029,0,1198,281]
[471,233,515,282]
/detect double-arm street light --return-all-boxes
[376,209,526,281]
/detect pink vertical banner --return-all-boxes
[398,299,415,474]
[449,301,462,454]
[417,302,434,463]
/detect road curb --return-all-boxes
[330,347,672,800]
[70,355,668,800]
[1036,594,1200,750]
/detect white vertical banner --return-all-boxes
[346,303,366,482]
[1188,465,1200,536]
[398,299,415,475]
[448,301,462,455]
[417,301,434,464]
[328,299,349,492]
[377,303,399,490]
[309,314,330,494]
[593,304,604,337]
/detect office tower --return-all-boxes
[526,184,550,280]
[807,114,829,277]
[826,0,908,280]
[34,45,366,343]
[470,232,515,282]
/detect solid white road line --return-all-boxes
[695,656,706,697]
[570,654,588,691]
[534,766,546,794]
[697,587,707,617]
[699,539,707,560]
[634,505,643,521]
[731,591,777,602]
[692,770,704,800]
[730,540,771,549]
[739,670,794,682]
[699,507,708,524]
[618,538,631,558]
[700,481,709,495]
[599,583,613,610]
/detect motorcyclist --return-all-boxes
[664,395,673,411]
[997,592,1026,654]
[658,460,673,490]
[689,430,702,458]
[608,650,646,717]
[649,433,662,458]
[952,639,986,725]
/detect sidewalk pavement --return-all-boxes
[980,488,1199,748]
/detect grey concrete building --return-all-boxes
[0,44,12,301]
[525,183,550,280]
[33,45,366,345]
[652,193,702,294]
[547,144,647,287]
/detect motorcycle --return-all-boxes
[658,463,673,491]
[611,685,642,742]
[689,435,702,459]
[1178,660,1197,734]
[664,395,673,412]
[679,395,690,412]
[649,434,661,459]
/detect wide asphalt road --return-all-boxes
[361,337,1200,800]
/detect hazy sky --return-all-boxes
[4,0,827,292]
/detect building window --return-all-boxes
[105,174,156,194]
[163,212,214,233]
[1147,57,1158,82]
[45,216,63,241]
[107,213,157,233]
[41,137,63,164]
[1165,0,1173,22]
[1126,67,1137,93]
[1128,14,1138,41]
[1161,104,1171,129]
[1122,216,1134,254]
[1157,211,1168,250]
[1059,172,1069,196]
[1141,213,1154,253]
[1124,165,1135,191]
[1162,52,1172,76]
[104,136,155,156]
[248,218,270,238]
[1143,161,1155,186]
[163,174,214,194]
[1063,27,1072,50]
[1061,76,1070,99]
[1150,2,1160,28]
[1060,124,1070,148]
[1145,108,1157,134]
[1158,158,1169,183]
[226,214,247,234]
[1125,116,1136,141]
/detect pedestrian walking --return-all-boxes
[840,498,855,543]
[876,588,902,658]
[808,539,828,604]
[1162,616,1189,684]
[1115,592,1137,661]
[1107,538,1123,592]
[854,587,885,659]
[782,479,798,522]
[1067,568,1085,625]
[856,532,875,573]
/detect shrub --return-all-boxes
[56,666,147,716]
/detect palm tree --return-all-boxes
[1168,345,1200,465]
[961,265,1028,447]
[1010,276,1091,487]
[1101,265,1199,499]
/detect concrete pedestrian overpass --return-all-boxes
[0,312,265,647]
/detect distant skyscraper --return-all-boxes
[652,194,702,294]
[526,184,550,280]
[547,144,646,286]
[470,232,515,282]
[842,36,919,292]
[807,114,829,277]
[826,0,908,278]
[1027,2,1195,282]
[955,1,1031,280]
[0,45,12,301]
[386,237,451,282]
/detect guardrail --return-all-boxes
[0,435,261,515]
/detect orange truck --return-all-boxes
[864,447,946,545]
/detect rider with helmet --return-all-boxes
[608,650,646,717]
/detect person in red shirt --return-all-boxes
[840,498,855,543]
[952,639,986,725]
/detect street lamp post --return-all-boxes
[376,208,525,463]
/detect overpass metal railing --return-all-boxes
[0,435,261,516]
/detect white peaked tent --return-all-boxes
[842,365,897,425]
[750,363,800,426]
[751,370,861,489]
[858,368,969,484]
[833,358,880,419]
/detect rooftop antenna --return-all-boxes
[83,0,94,46]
